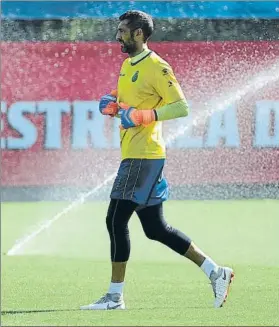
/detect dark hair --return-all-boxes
[119,10,154,42]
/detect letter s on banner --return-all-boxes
[7,102,38,150]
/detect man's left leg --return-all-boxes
[136,203,234,308]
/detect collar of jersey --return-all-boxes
[130,48,152,66]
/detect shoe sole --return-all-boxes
[80,304,125,310]
[220,271,235,307]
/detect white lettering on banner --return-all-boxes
[1,100,278,150]
[205,105,240,148]
[72,101,107,148]
[254,100,279,147]
[37,101,71,149]
[72,101,122,149]
[7,102,38,149]
[170,105,239,148]
[1,101,7,149]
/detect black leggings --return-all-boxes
[106,199,191,262]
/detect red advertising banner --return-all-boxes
[1,41,279,187]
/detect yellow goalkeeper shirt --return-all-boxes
[117,48,185,160]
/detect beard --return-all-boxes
[120,41,137,54]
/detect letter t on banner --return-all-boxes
[37,101,71,149]
[72,101,107,149]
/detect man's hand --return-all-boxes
[99,90,119,116]
[118,102,156,130]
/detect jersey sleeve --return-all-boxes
[152,61,185,104]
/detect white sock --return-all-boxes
[200,258,219,278]
[108,282,124,295]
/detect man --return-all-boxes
[81,10,234,311]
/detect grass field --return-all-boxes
[1,200,279,326]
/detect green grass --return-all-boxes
[1,200,279,326]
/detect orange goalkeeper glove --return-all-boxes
[118,102,156,130]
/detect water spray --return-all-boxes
[7,60,279,256]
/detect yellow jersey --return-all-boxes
[117,48,185,159]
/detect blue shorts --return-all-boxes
[110,159,169,207]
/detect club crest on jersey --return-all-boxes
[132,71,139,82]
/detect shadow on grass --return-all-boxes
[1,309,80,315]
[2,305,209,316]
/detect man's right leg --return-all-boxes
[80,199,137,310]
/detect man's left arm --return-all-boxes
[152,62,189,121]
